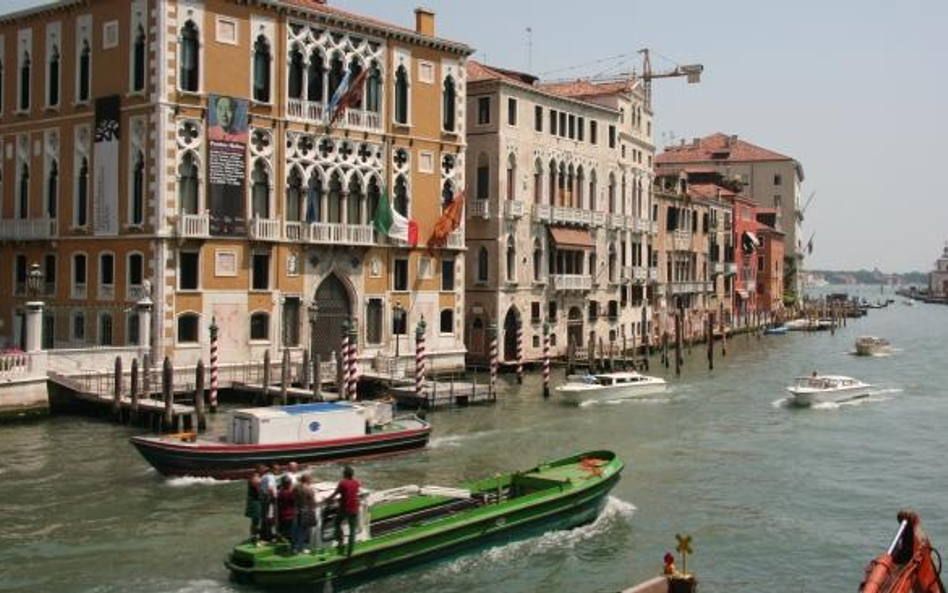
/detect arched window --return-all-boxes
[250,312,269,341]
[506,235,516,282]
[367,177,381,222]
[76,157,89,227]
[548,159,556,205]
[394,65,409,125]
[621,175,627,215]
[178,152,198,214]
[347,175,363,224]
[506,154,516,201]
[131,151,145,225]
[439,309,454,335]
[577,167,585,208]
[366,62,382,113]
[476,152,489,201]
[441,180,455,211]
[179,21,199,92]
[477,246,489,282]
[285,167,302,222]
[252,35,271,103]
[47,45,60,107]
[19,51,31,111]
[608,244,617,283]
[128,252,144,290]
[46,160,58,219]
[177,313,199,344]
[78,41,90,102]
[133,26,146,92]
[327,172,343,223]
[589,252,598,282]
[533,159,543,204]
[589,170,598,211]
[288,47,304,100]
[442,75,456,131]
[393,174,408,217]
[307,52,324,102]
[328,54,344,99]
[306,174,322,223]
[608,173,616,214]
[347,59,364,109]
[18,162,29,219]
[251,160,270,219]
[533,238,542,282]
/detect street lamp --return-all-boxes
[393,301,404,359]
[27,262,43,300]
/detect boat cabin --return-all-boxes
[228,401,393,445]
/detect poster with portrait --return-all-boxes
[93,95,121,236]
[207,94,248,236]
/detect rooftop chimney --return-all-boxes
[415,7,435,36]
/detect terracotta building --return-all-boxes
[0,0,472,371]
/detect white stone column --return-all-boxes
[137,296,153,355]
[25,301,44,353]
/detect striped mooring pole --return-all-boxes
[209,316,219,412]
[347,323,358,400]
[488,322,498,397]
[515,319,524,385]
[415,318,427,401]
[542,322,551,398]
[340,320,350,398]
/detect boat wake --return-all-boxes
[772,388,900,410]
[164,475,232,487]
[580,397,671,408]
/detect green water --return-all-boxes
[2,288,947,592]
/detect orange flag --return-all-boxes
[427,191,466,250]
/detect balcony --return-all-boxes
[670,281,701,295]
[127,284,148,301]
[503,200,525,219]
[307,222,375,246]
[703,281,715,292]
[469,199,490,220]
[284,221,308,242]
[248,218,281,241]
[286,98,382,132]
[533,204,604,227]
[0,218,57,240]
[591,212,606,227]
[176,212,210,238]
[551,274,592,291]
[608,213,626,230]
[447,229,465,249]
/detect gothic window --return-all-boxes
[133,26,146,92]
[367,177,380,222]
[394,174,408,217]
[131,151,145,225]
[19,51,31,111]
[307,52,324,102]
[178,152,199,214]
[285,167,302,222]
[347,176,362,224]
[306,174,322,223]
[533,159,543,204]
[328,54,344,99]
[179,21,200,92]
[477,246,489,282]
[327,172,343,223]
[394,65,409,124]
[78,41,90,102]
[442,180,455,210]
[442,75,456,131]
[76,157,89,227]
[506,236,516,282]
[288,47,304,100]
[47,45,60,107]
[252,35,271,102]
[506,154,516,200]
[18,163,29,219]
[348,59,364,108]
[251,160,270,219]
[533,238,542,282]
[366,62,381,113]
[46,160,58,219]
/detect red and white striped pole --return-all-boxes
[415,318,427,401]
[209,317,219,412]
[516,318,524,385]
[488,322,498,397]
[340,320,350,398]
[347,323,358,400]
[542,322,551,398]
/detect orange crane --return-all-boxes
[861,510,946,593]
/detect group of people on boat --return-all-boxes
[244,462,361,556]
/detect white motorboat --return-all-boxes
[785,318,833,332]
[855,336,891,356]
[555,371,667,404]
[786,375,873,406]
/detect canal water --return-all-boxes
[2,287,947,593]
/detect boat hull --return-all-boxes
[225,451,622,588]
[787,385,872,406]
[130,422,430,479]
[557,382,666,405]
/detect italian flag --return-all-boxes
[373,186,418,246]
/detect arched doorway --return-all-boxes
[503,307,520,361]
[312,274,351,360]
[469,316,485,356]
[567,306,583,351]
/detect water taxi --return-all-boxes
[225,451,623,588]
[130,401,429,479]
[555,371,667,404]
[786,375,872,406]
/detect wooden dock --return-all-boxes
[387,380,495,410]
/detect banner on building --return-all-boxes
[207,94,248,236]
[93,95,121,236]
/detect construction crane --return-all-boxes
[638,48,703,108]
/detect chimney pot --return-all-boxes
[415,7,435,36]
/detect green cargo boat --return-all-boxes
[225,450,623,588]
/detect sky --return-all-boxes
[7,0,947,272]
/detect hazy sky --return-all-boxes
[8,0,947,272]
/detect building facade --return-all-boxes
[656,133,805,300]
[732,197,760,319]
[931,244,948,298]
[0,0,472,371]
[463,62,657,362]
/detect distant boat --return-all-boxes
[555,371,667,404]
[785,318,833,332]
[855,336,891,356]
[786,375,873,406]
[763,325,789,335]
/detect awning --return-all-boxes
[548,227,595,250]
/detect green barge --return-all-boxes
[225,450,623,588]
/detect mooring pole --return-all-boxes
[488,322,498,398]
[262,349,272,403]
[195,360,206,431]
[130,357,140,424]
[542,322,551,399]
[280,348,290,406]
[112,356,123,418]
[416,318,428,404]
[675,313,682,377]
[209,317,219,413]
[515,319,524,385]
[162,356,174,432]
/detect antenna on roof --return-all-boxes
[526,27,533,73]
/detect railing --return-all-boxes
[608,213,626,230]
[284,221,308,242]
[127,284,148,301]
[176,212,210,238]
[592,212,606,227]
[503,200,525,219]
[551,274,592,291]
[447,230,465,249]
[308,222,375,246]
[0,218,57,240]
[287,98,381,132]
[703,281,715,292]
[552,205,593,226]
[97,285,115,301]
[633,266,648,282]
[249,218,281,241]
[532,203,551,222]
[670,281,701,295]
[0,351,31,379]
[469,200,490,220]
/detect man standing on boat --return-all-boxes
[292,474,317,555]
[259,464,279,541]
[329,466,360,556]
